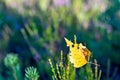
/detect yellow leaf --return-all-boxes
[65,37,91,68]
[64,38,73,47]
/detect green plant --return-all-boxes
[4,53,22,80]
[49,51,76,80]
[49,51,102,80]
[79,60,102,80]
[25,66,39,80]
[49,36,102,80]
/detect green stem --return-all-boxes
[94,60,98,80]
[11,65,18,80]
[98,70,102,80]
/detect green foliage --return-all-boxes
[49,51,76,80]
[4,54,19,67]
[99,0,120,31]
[4,53,22,80]
[49,51,102,80]
[79,64,94,80]
[25,67,39,80]
[105,59,118,80]
[0,0,120,80]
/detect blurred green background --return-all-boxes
[0,0,120,80]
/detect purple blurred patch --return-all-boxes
[53,0,70,7]
[34,53,41,61]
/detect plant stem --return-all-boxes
[11,65,18,80]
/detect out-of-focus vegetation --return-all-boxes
[0,0,120,80]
